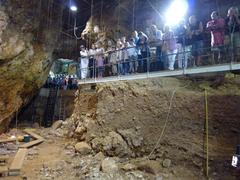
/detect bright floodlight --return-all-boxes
[70,5,77,12]
[165,0,188,26]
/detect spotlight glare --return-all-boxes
[70,5,77,12]
[165,0,188,26]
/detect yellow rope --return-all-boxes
[204,89,209,178]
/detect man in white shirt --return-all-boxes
[80,45,89,79]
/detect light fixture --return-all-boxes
[70,5,78,12]
[164,0,188,26]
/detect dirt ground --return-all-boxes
[2,75,240,180]
[70,75,240,179]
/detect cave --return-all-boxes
[0,0,240,179]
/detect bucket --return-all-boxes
[23,135,30,143]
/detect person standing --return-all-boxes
[225,7,240,60]
[116,40,124,75]
[175,20,192,69]
[122,42,130,75]
[109,46,118,76]
[88,44,96,78]
[206,11,225,63]
[137,32,150,72]
[80,45,89,79]
[131,31,139,44]
[148,25,163,71]
[162,25,177,71]
[189,15,204,66]
[95,43,105,78]
[127,39,138,73]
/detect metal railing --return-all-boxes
[77,43,240,82]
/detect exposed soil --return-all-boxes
[2,75,240,180]
[69,75,240,179]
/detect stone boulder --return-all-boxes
[104,131,132,157]
[101,157,119,174]
[75,142,92,155]
[117,128,143,148]
[52,120,63,130]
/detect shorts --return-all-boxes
[192,40,203,56]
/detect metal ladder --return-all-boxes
[43,88,58,127]
[58,94,65,121]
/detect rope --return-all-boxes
[147,82,190,160]
[117,0,121,39]
[89,0,94,49]
[74,18,82,40]
[47,0,51,29]
[147,89,176,159]
[100,0,103,29]
[132,0,135,31]
[204,89,209,178]
[146,0,163,19]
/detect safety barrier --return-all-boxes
[78,44,240,84]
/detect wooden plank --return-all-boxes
[9,148,27,172]
[19,139,44,149]
[0,166,8,173]
[0,155,9,161]
[0,166,8,176]
[23,129,44,140]
[0,138,16,143]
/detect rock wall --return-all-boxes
[67,75,240,178]
[0,0,63,132]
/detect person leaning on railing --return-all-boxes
[206,11,225,64]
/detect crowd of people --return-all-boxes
[78,7,240,79]
[45,74,78,90]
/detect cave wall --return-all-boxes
[0,0,64,132]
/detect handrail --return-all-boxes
[77,44,240,83]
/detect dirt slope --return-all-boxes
[68,75,240,179]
